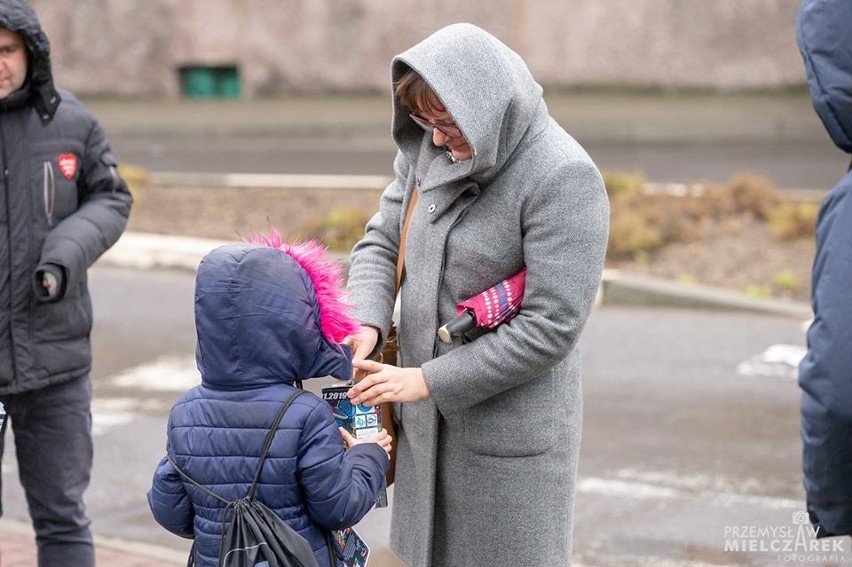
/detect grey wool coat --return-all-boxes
[347,23,609,567]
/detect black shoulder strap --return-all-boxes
[167,388,306,504]
[248,389,305,501]
[168,455,230,504]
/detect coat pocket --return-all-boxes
[30,144,82,226]
[42,158,79,223]
[43,160,56,225]
[462,374,556,457]
[31,292,93,376]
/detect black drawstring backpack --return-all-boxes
[168,389,337,567]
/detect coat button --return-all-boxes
[428,204,436,213]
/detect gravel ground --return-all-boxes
[607,221,815,302]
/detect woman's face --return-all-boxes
[414,107,473,162]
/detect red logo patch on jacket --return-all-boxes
[57,153,78,180]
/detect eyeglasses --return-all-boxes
[409,113,463,138]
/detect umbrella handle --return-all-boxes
[437,310,477,343]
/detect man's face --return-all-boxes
[0,27,27,100]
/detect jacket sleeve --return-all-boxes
[147,455,196,539]
[800,184,852,537]
[296,401,389,530]
[37,116,132,298]
[423,159,609,412]
[347,150,411,349]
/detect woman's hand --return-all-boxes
[348,359,431,406]
[340,427,393,458]
[342,326,379,362]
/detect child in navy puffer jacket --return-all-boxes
[147,233,391,567]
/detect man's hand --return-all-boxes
[42,271,59,298]
[348,359,430,406]
[35,264,65,301]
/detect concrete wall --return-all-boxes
[29,0,806,97]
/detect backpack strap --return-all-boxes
[248,389,305,501]
[168,455,231,505]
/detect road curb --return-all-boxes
[145,173,827,201]
[99,233,812,320]
[149,171,392,191]
[600,269,812,319]
[99,233,234,272]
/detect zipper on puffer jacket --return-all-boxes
[43,160,55,225]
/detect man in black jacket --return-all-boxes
[0,1,132,565]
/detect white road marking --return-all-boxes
[577,478,681,499]
[109,355,199,391]
[87,356,199,435]
[578,468,802,511]
[91,409,135,436]
[736,344,806,379]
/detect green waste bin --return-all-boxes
[216,67,241,98]
[180,66,240,99]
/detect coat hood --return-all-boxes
[391,23,549,190]
[194,241,358,390]
[0,0,60,119]
[797,0,852,154]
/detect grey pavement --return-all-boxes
[0,253,811,567]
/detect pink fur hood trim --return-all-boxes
[249,229,361,344]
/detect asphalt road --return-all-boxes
[87,92,851,192]
[1,266,828,566]
[108,131,849,193]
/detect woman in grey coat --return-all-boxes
[345,23,609,567]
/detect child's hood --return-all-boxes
[194,241,358,390]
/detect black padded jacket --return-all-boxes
[0,0,132,394]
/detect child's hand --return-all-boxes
[339,427,392,458]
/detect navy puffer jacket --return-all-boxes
[797,0,852,538]
[147,245,388,567]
